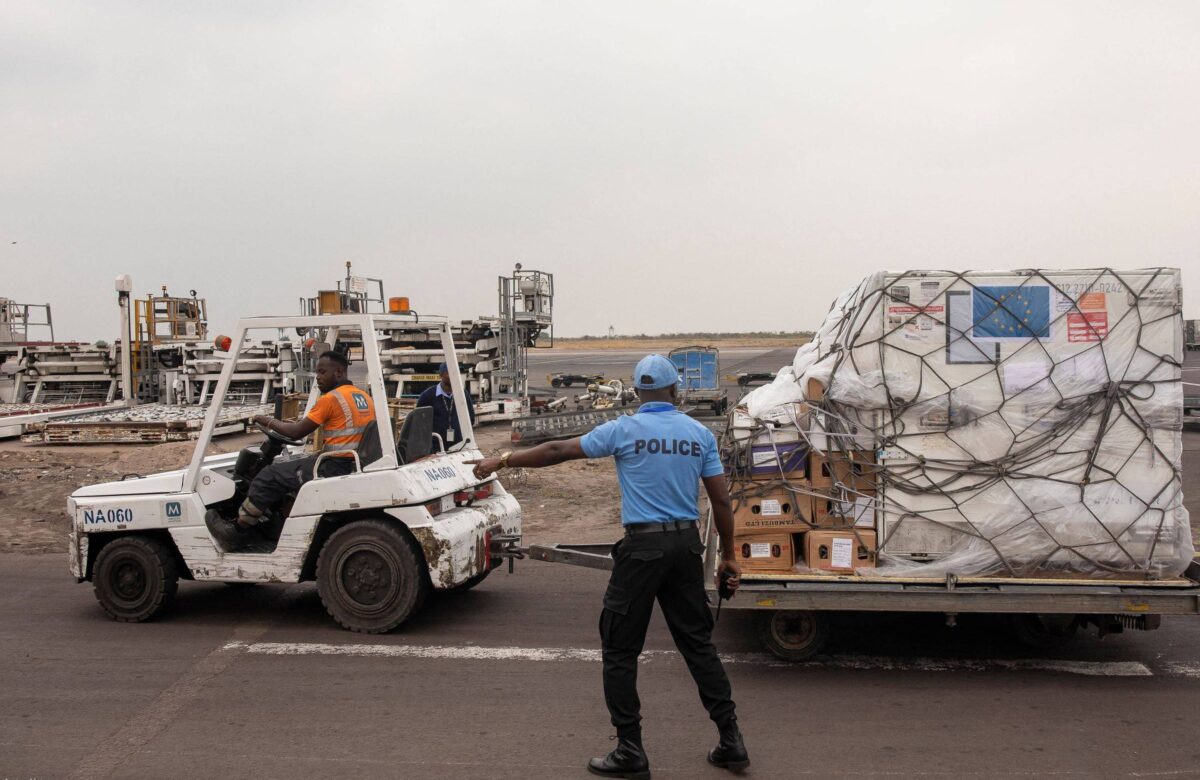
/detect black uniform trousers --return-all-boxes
[246,454,356,515]
[599,524,736,739]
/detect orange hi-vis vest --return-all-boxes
[305,383,376,456]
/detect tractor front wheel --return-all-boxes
[92,535,179,623]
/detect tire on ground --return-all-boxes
[758,610,830,662]
[316,518,429,633]
[92,535,180,623]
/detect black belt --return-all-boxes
[625,520,697,535]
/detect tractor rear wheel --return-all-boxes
[317,519,429,633]
[92,535,179,623]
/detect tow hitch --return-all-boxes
[526,543,615,571]
[489,533,526,573]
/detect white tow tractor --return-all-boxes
[67,313,522,633]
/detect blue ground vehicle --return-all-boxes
[669,345,727,416]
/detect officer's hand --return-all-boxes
[717,559,741,594]
[466,458,501,479]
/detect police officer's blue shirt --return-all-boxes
[580,401,724,525]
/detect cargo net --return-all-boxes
[729,267,1191,580]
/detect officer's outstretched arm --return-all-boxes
[702,475,741,592]
[468,438,587,478]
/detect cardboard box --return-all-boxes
[724,440,808,481]
[734,533,795,572]
[802,530,877,572]
[731,487,813,533]
[811,492,877,530]
[809,449,877,492]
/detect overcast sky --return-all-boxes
[2,1,1198,341]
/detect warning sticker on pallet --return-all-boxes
[1067,311,1109,342]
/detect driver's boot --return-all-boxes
[205,509,253,553]
[587,733,650,780]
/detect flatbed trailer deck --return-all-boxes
[528,522,1200,660]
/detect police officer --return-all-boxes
[469,354,748,779]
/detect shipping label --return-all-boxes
[831,537,854,569]
[760,499,783,517]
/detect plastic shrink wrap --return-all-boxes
[735,268,1192,579]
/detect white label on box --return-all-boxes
[752,451,778,467]
[749,542,772,559]
[853,496,875,528]
[760,499,782,516]
[831,537,854,569]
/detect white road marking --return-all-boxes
[1162,662,1200,679]
[226,641,1155,677]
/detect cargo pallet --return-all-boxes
[22,403,272,444]
[511,406,725,445]
[511,407,632,445]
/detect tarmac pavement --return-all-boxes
[5,546,1200,779]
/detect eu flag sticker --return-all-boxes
[972,285,1051,339]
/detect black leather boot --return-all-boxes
[587,735,650,779]
[707,723,750,773]
[205,509,252,553]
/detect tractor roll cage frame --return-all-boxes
[184,313,476,492]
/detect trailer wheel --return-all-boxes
[92,536,179,623]
[551,378,562,388]
[1010,614,1079,650]
[317,519,429,633]
[562,379,573,387]
[758,610,829,662]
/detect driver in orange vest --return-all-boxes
[206,350,376,552]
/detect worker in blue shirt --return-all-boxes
[470,354,747,779]
[416,362,475,451]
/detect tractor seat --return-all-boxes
[357,420,382,466]
[396,406,434,465]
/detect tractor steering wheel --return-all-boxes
[255,420,306,447]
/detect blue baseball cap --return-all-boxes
[633,354,679,390]
[438,362,449,373]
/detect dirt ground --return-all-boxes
[552,336,811,350]
[0,424,629,554]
